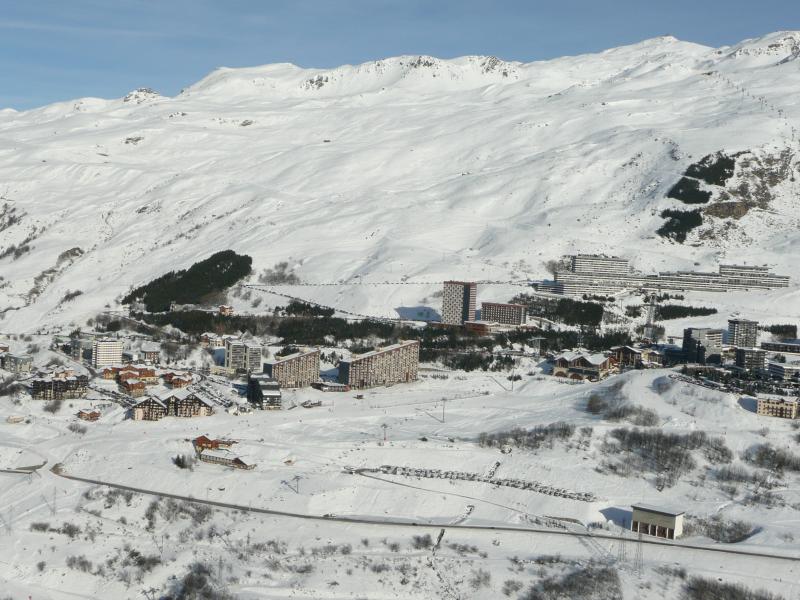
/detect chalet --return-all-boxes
[193,435,236,452]
[197,448,255,470]
[553,351,615,381]
[101,365,124,380]
[31,374,89,400]
[157,388,214,418]
[200,332,225,348]
[77,409,101,422]
[219,305,234,316]
[611,346,643,369]
[170,374,192,388]
[131,397,168,421]
[140,342,161,363]
[128,364,158,384]
[117,368,140,383]
[121,379,146,398]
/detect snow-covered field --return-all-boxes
[2,32,800,332]
[1,357,799,598]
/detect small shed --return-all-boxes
[631,503,684,539]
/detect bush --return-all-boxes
[685,514,757,543]
[410,534,433,550]
[762,324,797,338]
[29,522,50,532]
[521,562,622,600]
[682,575,784,600]
[43,400,63,414]
[67,422,87,435]
[172,454,195,470]
[479,422,575,451]
[60,289,83,303]
[744,444,800,472]
[258,262,300,285]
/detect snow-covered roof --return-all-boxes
[134,396,166,408]
[632,503,685,517]
[555,351,609,365]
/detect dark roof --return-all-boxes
[632,503,685,517]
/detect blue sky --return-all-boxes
[2,0,799,109]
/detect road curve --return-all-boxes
[49,465,800,564]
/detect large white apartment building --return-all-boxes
[224,339,263,373]
[92,338,123,368]
[728,318,759,348]
[550,255,789,297]
[481,302,527,326]
[441,281,477,326]
[338,340,419,389]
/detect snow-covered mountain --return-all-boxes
[2,32,800,332]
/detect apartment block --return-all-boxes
[683,328,724,364]
[224,339,262,373]
[735,347,766,371]
[481,302,527,326]
[92,338,123,368]
[264,348,320,388]
[338,340,419,389]
[728,318,759,348]
[767,362,800,381]
[441,281,477,326]
[757,397,799,419]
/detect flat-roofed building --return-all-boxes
[767,362,800,381]
[338,340,419,389]
[761,339,800,354]
[463,320,500,336]
[683,328,724,364]
[264,348,319,388]
[757,397,798,419]
[92,338,123,368]
[247,374,282,409]
[3,353,33,373]
[480,302,527,326]
[571,254,631,276]
[735,348,766,371]
[728,318,759,348]
[441,281,477,326]
[631,504,684,539]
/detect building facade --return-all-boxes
[735,348,766,371]
[550,256,789,297]
[441,281,477,326]
[480,302,527,326]
[131,390,214,421]
[757,397,798,419]
[264,349,320,388]
[767,362,800,381]
[728,319,758,348]
[683,328,724,364]
[3,354,33,373]
[247,374,282,409]
[338,341,420,389]
[31,375,89,400]
[92,338,123,368]
[761,339,800,354]
[552,351,614,381]
[224,339,262,373]
[631,504,684,539]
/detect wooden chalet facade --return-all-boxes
[77,409,101,421]
[31,374,89,400]
[121,379,147,397]
[193,435,236,452]
[553,351,615,381]
[132,389,214,421]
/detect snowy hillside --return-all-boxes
[2,32,800,332]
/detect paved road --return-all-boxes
[49,465,800,564]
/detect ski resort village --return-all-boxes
[1,246,800,599]
[3,21,800,600]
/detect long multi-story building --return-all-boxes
[264,348,320,388]
[441,281,477,326]
[338,340,419,389]
[728,318,759,348]
[767,362,800,381]
[757,397,798,419]
[761,339,800,354]
[92,338,123,368]
[549,255,789,297]
[31,375,89,400]
[480,302,527,326]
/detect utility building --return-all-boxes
[441,281,477,325]
[631,504,684,540]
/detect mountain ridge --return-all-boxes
[1,32,799,332]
